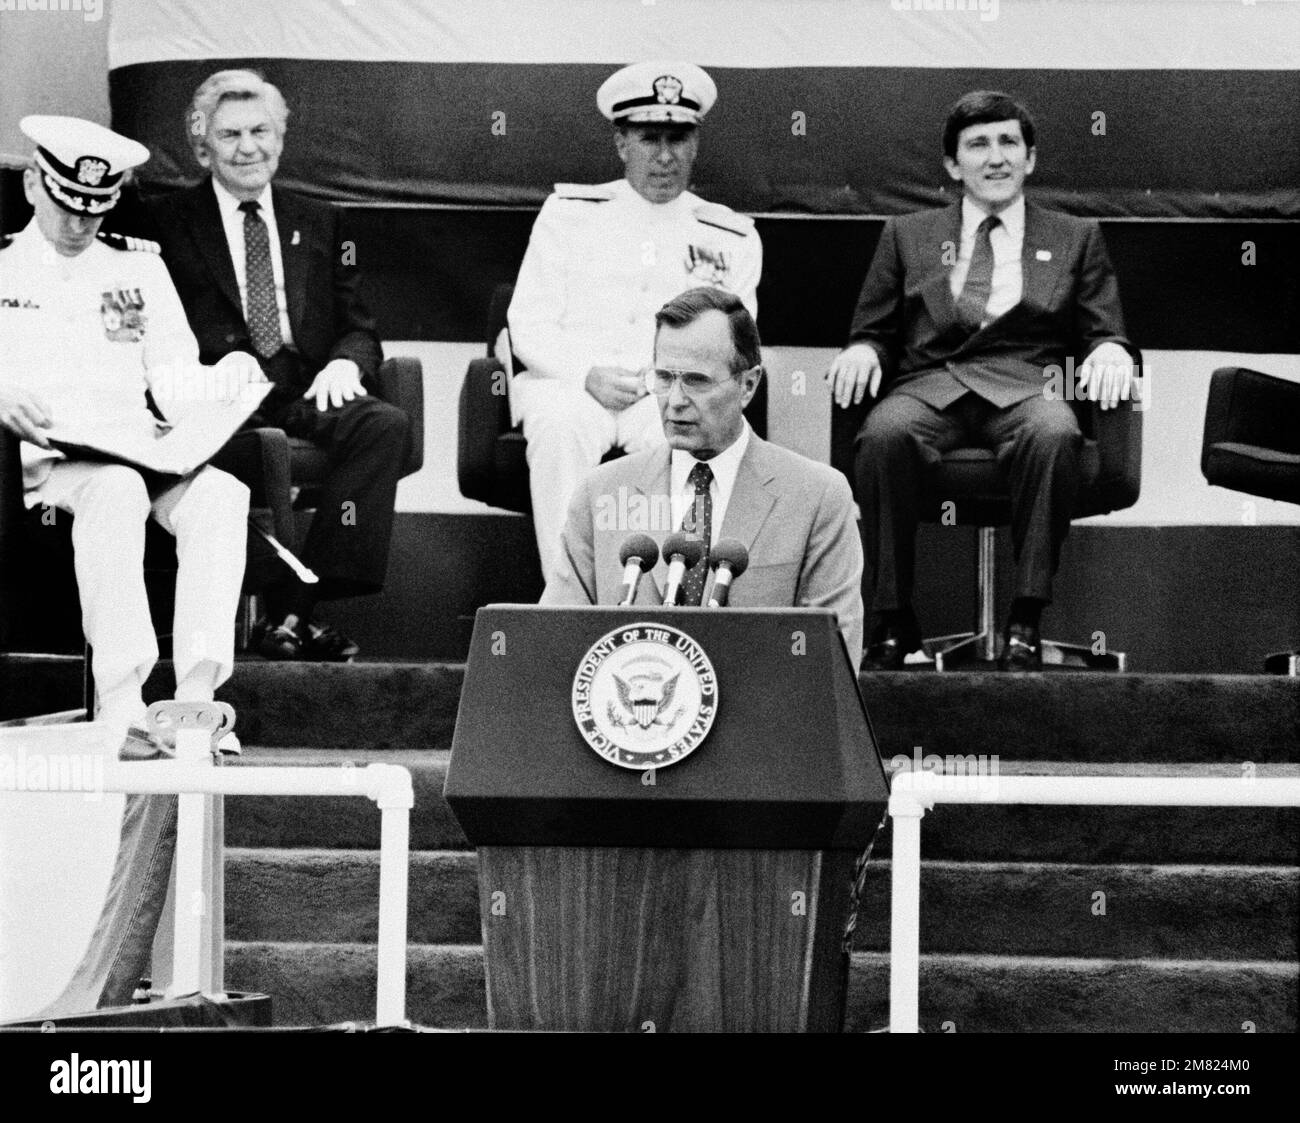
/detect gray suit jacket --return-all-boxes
[542,434,865,667]
[847,201,1134,410]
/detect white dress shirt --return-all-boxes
[669,421,751,541]
[211,177,295,346]
[948,194,1025,323]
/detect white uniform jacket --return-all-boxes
[0,222,204,497]
[507,178,762,384]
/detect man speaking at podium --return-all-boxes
[542,287,864,668]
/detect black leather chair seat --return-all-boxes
[1203,441,1300,506]
[921,440,1104,526]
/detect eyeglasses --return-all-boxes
[644,365,759,397]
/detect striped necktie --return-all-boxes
[955,214,1000,333]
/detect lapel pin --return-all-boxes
[1035,249,1052,261]
[291,230,301,246]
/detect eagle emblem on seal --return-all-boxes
[611,671,681,730]
[572,623,717,770]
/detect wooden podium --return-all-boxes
[445,605,887,1032]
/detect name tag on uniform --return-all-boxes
[0,297,40,309]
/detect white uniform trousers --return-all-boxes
[512,376,665,582]
[30,461,250,733]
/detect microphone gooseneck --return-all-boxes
[660,532,705,606]
[707,539,749,608]
[617,533,661,606]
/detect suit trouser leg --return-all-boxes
[977,395,1083,604]
[854,393,969,614]
[278,396,411,598]
[513,376,619,583]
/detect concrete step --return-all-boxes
[225,848,1300,961]
[13,659,1299,763]
[120,661,1300,762]
[222,943,1299,1032]
[224,751,1300,864]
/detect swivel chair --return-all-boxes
[832,371,1143,671]
[1201,365,1300,674]
[458,284,767,517]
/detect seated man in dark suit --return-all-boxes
[147,69,411,661]
[545,286,863,667]
[828,90,1136,672]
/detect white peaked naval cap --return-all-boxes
[20,115,150,215]
[597,62,718,126]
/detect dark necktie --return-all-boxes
[955,214,1001,333]
[678,461,714,607]
[239,199,283,358]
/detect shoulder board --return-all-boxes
[552,183,614,202]
[693,203,755,237]
[96,231,161,254]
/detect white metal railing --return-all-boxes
[887,770,1300,1034]
[0,720,413,1028]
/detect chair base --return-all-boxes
[238,594,260,652]
[927,630,996,671]
[1263,650,1300,676]
[925,630,1126,672]
[1041,638,1126,672]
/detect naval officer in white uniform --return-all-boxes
[0,116,259,1013]
[507,61,763,580]
[0,115,258,739]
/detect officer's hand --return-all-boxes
[303,358,368,412]
[214,351,267,402]
[0,386,53,448]
[826,343,883,408]
[585,365,646,412]
[1077,342,1135,411]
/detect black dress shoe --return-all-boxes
[998,622,1042,672]
[864,623,923,671]
[864,635,907,671]
[254,619,307,661]
[305,622,360,662]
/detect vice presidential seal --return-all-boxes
[572,622,717,770]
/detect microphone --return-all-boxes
[707,539,749,607]
[617,533,660,606]
[660,532,705,606]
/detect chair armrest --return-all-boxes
[458,356,511,504]
[1202,367,1300,478]
[209,427,294,545]
[371,356,425,477]
[1087,398,1142,513]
